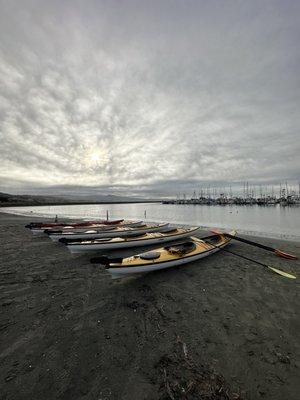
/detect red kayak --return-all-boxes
[26,219,124,229]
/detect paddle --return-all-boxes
[200,237,296,279]
[211,230,297,260]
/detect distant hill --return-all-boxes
[0,192,66,206]
[0,192,158,207]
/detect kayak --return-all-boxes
[45,220,142,234]
[65,227,199,253]
[90,231,236,277]
[25,219,128,235]
[54,223,170,243]
[26,219,124,229]
[29,220,142,235]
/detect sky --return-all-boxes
[0,0,299,198]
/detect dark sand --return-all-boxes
[0,212,299,400]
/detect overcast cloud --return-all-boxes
[0,0,299,197]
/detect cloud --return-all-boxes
[0,0,299,196]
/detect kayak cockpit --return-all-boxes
[165,241,197,255]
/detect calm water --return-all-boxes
[3,203,300,241]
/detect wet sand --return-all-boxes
[0,212,299,399]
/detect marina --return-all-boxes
[163,182,300,206]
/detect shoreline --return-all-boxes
[0,212,299,399]
[1,208,300,243]
[0,200,160,208]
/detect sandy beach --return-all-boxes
[0,211,299,400]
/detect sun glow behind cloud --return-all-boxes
[86,148,110,168]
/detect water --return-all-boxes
[2,203,300,241]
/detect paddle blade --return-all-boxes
[268,266,296,279]
[274,249,298,260]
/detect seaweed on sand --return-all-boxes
[155,336,243,400]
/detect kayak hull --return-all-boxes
[27,219,124,232]
[31,220,142,235]
[107,244,224,275]
[51,223,169,242]
[67,228,199,253]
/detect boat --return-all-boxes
[90,230,235,277]
[45,220,142,234]
[51,222,170,242]
[27,220,126,235]
[29,220,142,235]
[26,219,124,229]
[64,227,199,253]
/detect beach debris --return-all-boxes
[5,375,16,382]
[2,299,13,306]
[176,336,189,361]
[275,353,290,364]
[163,368,175,400]
[155,336,243,399]
[126,300,148,313]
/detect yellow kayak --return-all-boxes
[90,230,236,277]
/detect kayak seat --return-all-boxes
[165,241,196,256]
[204,236,221,245]
[140,251,161,260]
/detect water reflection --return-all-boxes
[3,203,300,240]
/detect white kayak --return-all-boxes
[31,220,142,235]
[90,231,236,277]
[51,223,170,242]
[65,227,199,253]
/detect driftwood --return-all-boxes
[155,336,243,400]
